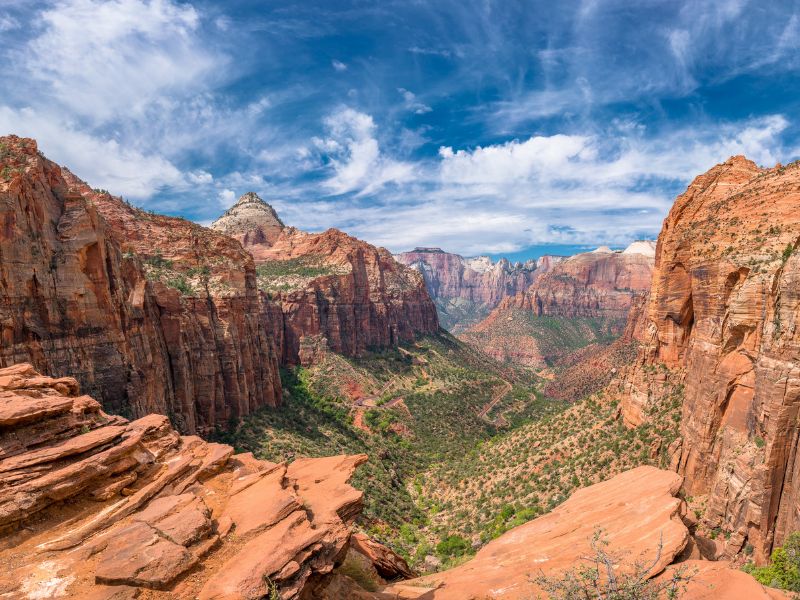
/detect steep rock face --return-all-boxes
[394,247,563,332]
[0,136,281,433]
[457,244,653,368]
[499,243,654,319]
[379,466,785,599]
[212,194,439,364]
[0,364,366,600]
[618,156,800,563]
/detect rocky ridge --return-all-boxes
[458,242,654,367]
[212,194,439,364]
[394,247,564,332]
[0,363,372,600]
[616,155,800,563]
[0,136,282,434]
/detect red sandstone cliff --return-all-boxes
[499,244,654,319]
[617,156,800,564]
[211,194,439,364]
[0,135,282,434]
[458,244,654,367]
[394,247,564,332]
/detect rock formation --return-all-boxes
[0,136,281,434]
[378,466,785,599]
[615,156,800,564]
[497,242,654,320]
[0,363,367,600]
[458,243,654,367]
[394,247,564,332]
[211,194,439,364]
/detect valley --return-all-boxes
[1,135,799,600]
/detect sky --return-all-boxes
[1,0,800,259]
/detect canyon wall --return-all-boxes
[498,243,655,320]
[618,155,800,563]
[0,137,438,430]
[458,243,654,367]
[394,247,562,331]
[212,194,440,364]
[0,136,281,433]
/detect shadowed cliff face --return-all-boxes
[212,194,440,364]
[619,155,800,563]
[0,135,282,433]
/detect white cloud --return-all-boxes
[218,189,236,207]
[0,106,184,200]
[21,0,220,123]
[332,59,348,71]
[0,14,19,31]
[315,108,415,195]
[397,88,432,114]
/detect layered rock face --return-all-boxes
[0,364,367,600]
[498,243,654,320]
[378,466,784,599]
[211,194,439,363]
[618,156,800,563]
[394,247,563,332]
[458,244,654,367]
[0,136,281,434]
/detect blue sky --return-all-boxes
[1,0,799,259]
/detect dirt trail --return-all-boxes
[477,380,512,420]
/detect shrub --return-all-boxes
[743,532,800,592]
[436,535,470,559]
[534,530,693,599]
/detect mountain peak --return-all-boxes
[211,191,285,247]
[234,191,270,207]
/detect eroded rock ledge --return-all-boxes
[0,363,367,599]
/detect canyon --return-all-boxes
[394,247,558,332]
[458,242,655,367]
[0,136,436,434]
[2,134,800,599]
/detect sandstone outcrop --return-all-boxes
[0,135,282,434]
[616,156,800,563]
[0,363,366,599]
[497,242,654,320]
[378,466,784,599]
[394,247,563,332]
[211,194,439,363]
[458,243,653,368]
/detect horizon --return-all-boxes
[1,1,799,259]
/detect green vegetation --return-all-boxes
[460,308,624,367]
[744,532,800,592]
[416,375,683,547]
[216,324,674,574]
[255,255,349,293]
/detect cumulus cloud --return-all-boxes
[314,108,415,195]
[217,189,236,207]
[332,59,348,71]
[398,88,432,114]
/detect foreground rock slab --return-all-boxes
[381,466,786,599]
[0,363,366,599]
